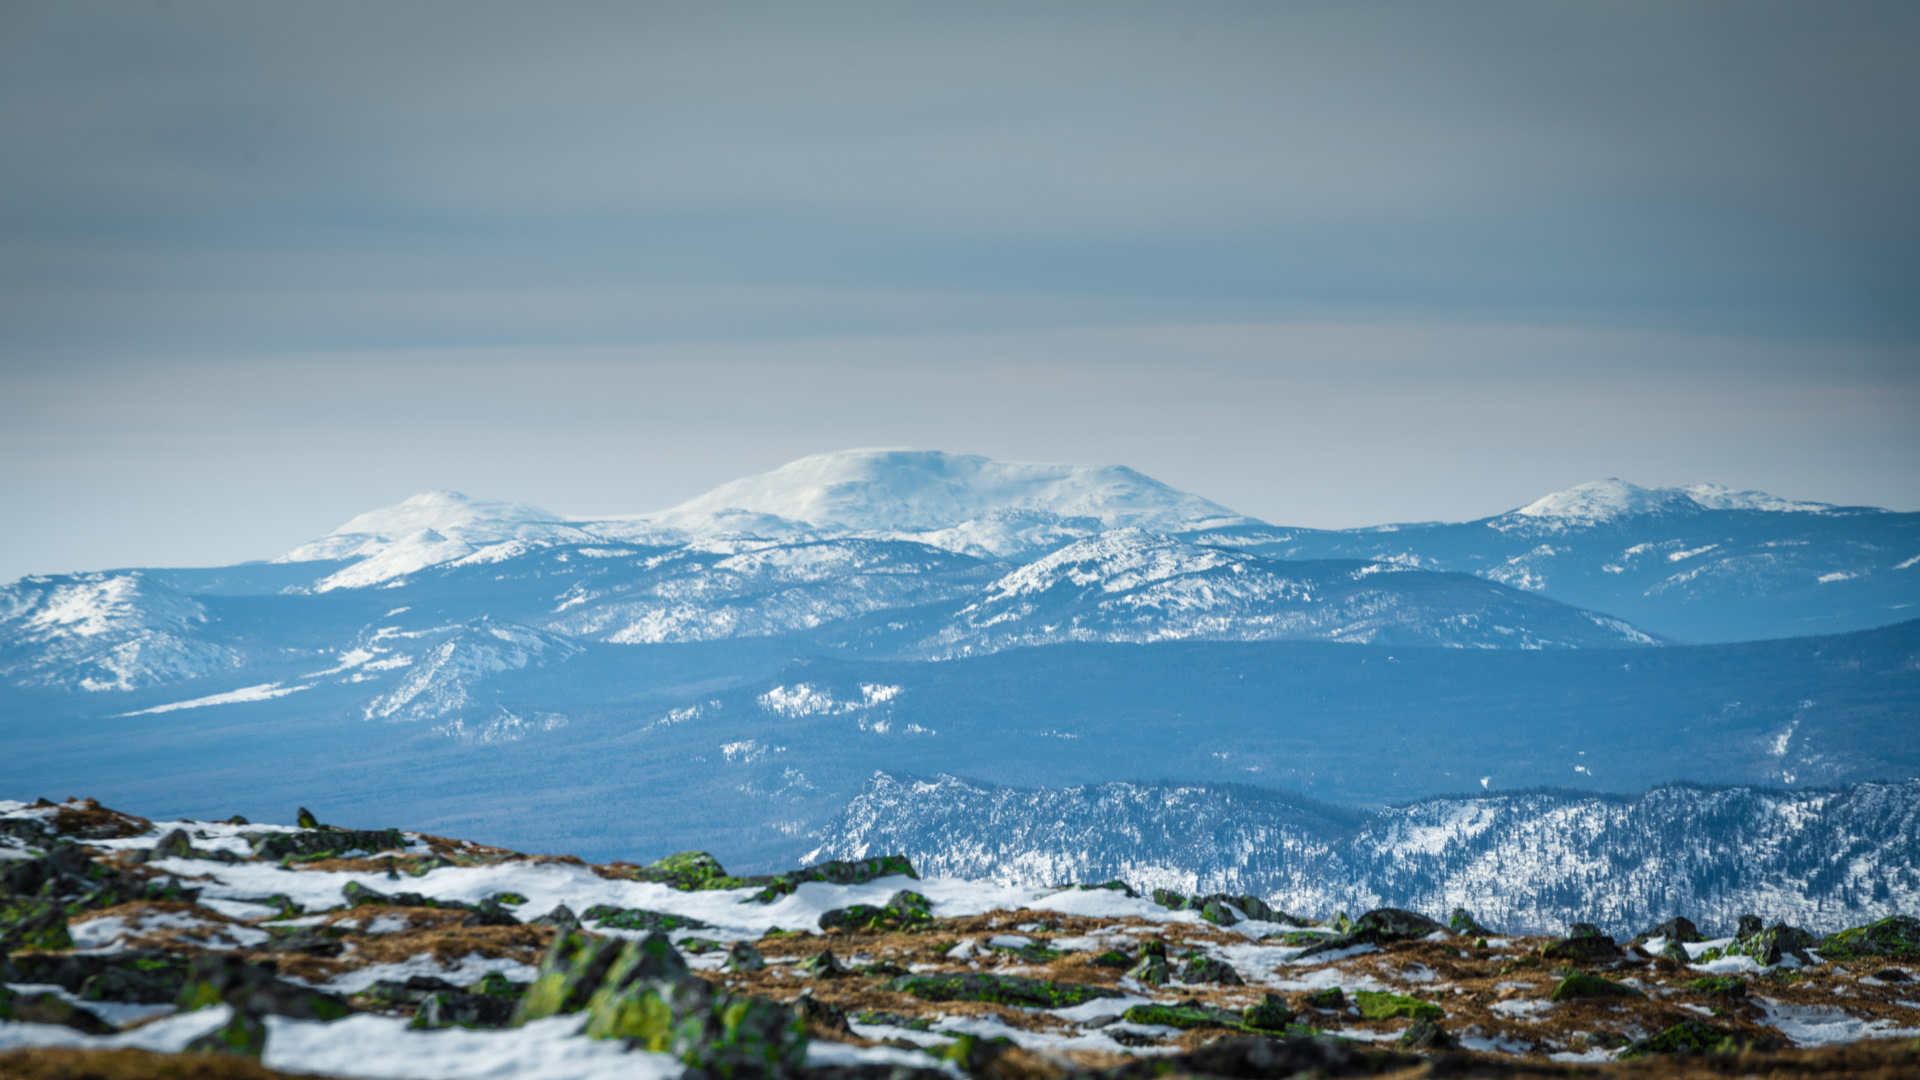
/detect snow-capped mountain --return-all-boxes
[0,573,242,692]
[1197,478,1917,643]
[918,529,1657,656]
[663,448,1249,535]
[810,772,1920,936]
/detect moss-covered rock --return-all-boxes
[1540,923,1621,963]
[1294,907,1445,958]
[1122,1002,1244,1030]
[0,986,112,1034]
[1448,907,1493,937]
[1685,976,1746,998]
[1151,888,1187,911]
[580,952,806,1073]
[1352,991,1442,1021]
[1739,921,1819,966]
[1818,915,1920,961]
[1125,952,1170,986]
[1241,993,1293,1031]
[411,990,518,1030]
[1549,973,1644,1002]
[1619,1020,1745,1058]
[249,828,405,862]
[175,955,349,1022]
[889,972,1122,1008]
[1399,1017,1456,1051]
[579,906,710,933]
[796,950,848,978]
[744,855,919,904]
[1176,955,1243,985]
[818,889,934,933]
[512,930,627,1024]
[1299,987,1345,1010]
[185,1011,269,1057]
[725,942,766,973]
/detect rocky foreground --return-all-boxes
[2,799,1918,1080]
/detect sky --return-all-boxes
[2,0,1917,580]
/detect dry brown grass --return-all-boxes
[0,1047,329,1080]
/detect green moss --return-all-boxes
[491,892,529,906]
[1122,1003,1242,1030]
[1549,974,1645,1002]
[1685,976,1746,997]
[1619,1020,1742,1058]
[890,972,1122,1009]
[1818,915,1920,961]
[1090,950,1133,968]
[1352,991,1442,1021]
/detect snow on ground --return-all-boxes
[1754,997,1920,1046]
[118,681,311,716]
[261,1013,678,1080]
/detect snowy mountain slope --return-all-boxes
[810,772,1920,936]
[280,490,594,564]
[0,573,243,691]
[1196,479,1918,642]
[914,529,1658,657]
[663,449,1249,534]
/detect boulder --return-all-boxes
[175,954,350,1022]
[1177,955,1244,985]
[1399,1017,1457,1051]
[726,942,768,973]
[797,950,849,978]
[817,890,935,933]
[579,905,710,933]
[1818,915,1920,961]
[249,828,406,862]
[1240,993,1292,1032]
[1540,923,1622,963]
[1739,922,1819,966]
[1549,973,1645,1001]
[1353,991,1443,1021]
[0,986,113,1034]
[512,930,628,1023]
[889,972,1123,1008]
[1448,907,1494,937]
[576,934,807,1071]
[1294,907,1445,958]
[412,990,517,1030]
[1635,916,1705,945]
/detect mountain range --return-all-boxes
[2,448,1915,900]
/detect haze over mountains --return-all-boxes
[1,449,1915,923]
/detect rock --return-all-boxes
[1872,967,1911,982]
[1549,973,1645,1001]
[1399,1016,1456,1050]
[818,889,934,933]
[577,934,807,1071]
[1152,888,1187,910]
[1658,940,1693,965]
[77,956,195,1004]
[1636,916,1705,944]
[185,1012,269,1057]
[617,850,734,890]
[0,987,113,1034]
[1736,914,1765,939]
[793,992,853,1036]
[1541,923,1622,963]
[1124,953,1171,986]
[151,828,196,860]
[1739,921,1819,966]
[745,855,919,904]
[1448,907,1494,937]
[1685,976,1747,999]
[469,971,527,999]
[1091,950,1132,968]
[1177,955,1244,985]
[1241,993,1292,1031]
[1352,991,1442,1021]
[797,950,849,978]
[412,990,518,1030]
[1620,1020,1748,1058]
[262,926,348,958]
[1176,1035,1419,1079]
[1122,1001,1244,1030]
[365,976,464,1006]
[175,954,351,1022]
[1299,987,1345,1010]
[1294,907,1445,958]
[295,808,321,829]
[726,942,767,973]
[512,930,628,1023]
[890,972,1123,1008]
[579,905,710,933]
[0,898,72,952]
[532,904,580,932]
[1818,915,1920,960]
[250,827,406,862]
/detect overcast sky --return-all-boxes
[3,1,1917,580]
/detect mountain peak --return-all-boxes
[663,448,1251,534]
[279,491,573,564]
[1511,479,1830,524]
